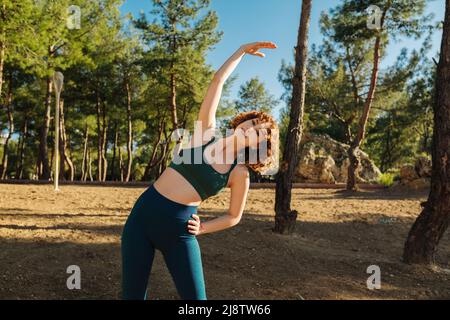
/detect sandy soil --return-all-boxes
[0,183,449,300]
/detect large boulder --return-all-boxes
[295,134,382,183]
[395,156,431,190]
[400,164,419,181]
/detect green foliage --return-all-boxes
[365,56,435,171]
[0,0,224,181]
[276,0,434,173]
[378,172,395,187]
[235,77,278,114]
[0,0,440,183]
[215,75,238,128]
[134,0,222,130]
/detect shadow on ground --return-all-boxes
[0,206,448,300]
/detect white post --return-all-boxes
[53,72,64,191]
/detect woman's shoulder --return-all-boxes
[227,164,250,190]
[231,164,250,179]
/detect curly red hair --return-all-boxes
[229,111,278,174]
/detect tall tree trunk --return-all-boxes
[59,100,74,181]
[16,116,28,179]
[0,30,4,100]
[125,80,133,182]
[96,82,102,181]
[169,70,178,129]
[49,129,54,179]
[159,144,168,177]
[160,139,171,176]
[38,75,53,180]
[273,0,312,234]
[144,144,166,181]
[159,129,171,176]
[111,122,118,181]
[81,123,89,181]
[347,33,381,190]
[101,102,108,181]
[143,145,159,181]
[58,100,66,180]
[0,74,13,180]
[403,0,450,265]
[143,120,164,181]
[118,139,124,182]
[169,30,178,130]
[0,1,5,100]
[346,6,389,191]
[87,146,93,181]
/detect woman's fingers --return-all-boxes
[247,47,265,57]
[252,51,265,58]
[253,41,277,49]
[188,215,200,229]
[188,224,199,235]
[187,214,201,234]
[260,42,277,48]
[242,42,277,56]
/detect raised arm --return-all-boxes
[197,42,277,131]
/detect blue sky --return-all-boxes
[120,0,445,120]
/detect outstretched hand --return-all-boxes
[240,41,277,58]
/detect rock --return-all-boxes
[400,164,419,181]
[415,156,432,178]
[297,153,336,183]
[406,178,431,190]
[396,157,431,190]
[295,134,381,183]
[319,158,336,184]
[393,177,431,190]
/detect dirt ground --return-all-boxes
[0,183,449,300]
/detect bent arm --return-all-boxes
[197,47,246,130]
[199,167,250,235]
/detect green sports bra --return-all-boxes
[169,136,238,200]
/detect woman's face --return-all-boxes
[235,118,271,149]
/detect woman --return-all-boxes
[121,41,278,300]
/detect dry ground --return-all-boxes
[0,183,449,300]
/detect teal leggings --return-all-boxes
[121,185,206,300]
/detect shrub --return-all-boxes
[378,173,396,187]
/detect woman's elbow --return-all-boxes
[228,215,242,227]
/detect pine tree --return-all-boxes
[403,0,450,265]
[235,77,278,114]
[274,0,312,234]
[134,0,221,131]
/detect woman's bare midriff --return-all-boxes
[153,168,203,206]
